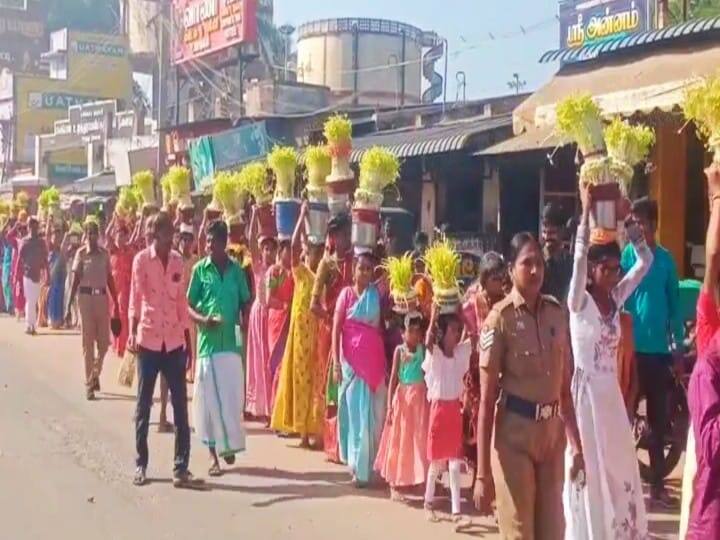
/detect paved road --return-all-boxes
[0,316,680,539]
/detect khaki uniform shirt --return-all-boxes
[479,289,568,405]
[72,246,110,290]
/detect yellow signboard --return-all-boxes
[13,30,132,168]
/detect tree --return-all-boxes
[47,0,120,33]
[669,0,720,23]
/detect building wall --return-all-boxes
[12,31,132,173]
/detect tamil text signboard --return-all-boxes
[559,0,653,50]
[53,100,139,143]
[172,0,258,65]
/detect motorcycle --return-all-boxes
[633,320,695,483]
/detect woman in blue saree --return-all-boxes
[46,228,66,329]
[333,252,388,486]
[1,231,13,314]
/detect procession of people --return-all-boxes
[1,111,720,540]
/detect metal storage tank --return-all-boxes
[296,17,443,108]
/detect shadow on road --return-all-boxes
[225,465,348,483]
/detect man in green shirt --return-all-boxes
[621,197,683,508]
[188,220,251,477]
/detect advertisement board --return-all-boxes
[559,0,653,50]
[0,0,26,10]
[171,0,258,65]
[211,121,268,171]
[0,0,45,73]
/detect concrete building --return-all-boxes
[0,28,133,186]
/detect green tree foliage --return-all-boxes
[669,0,720,22]
[46,0,120,33]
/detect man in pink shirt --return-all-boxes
[127,212,198,488]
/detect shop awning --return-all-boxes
[350,114,512,162]
[475,125,560,156]
[514,40,720,134]
[60,172,117,195]
[539,16,720,64]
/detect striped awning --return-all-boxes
[539,16,720,64]
[514,39,720,134]
[349,114,512,163]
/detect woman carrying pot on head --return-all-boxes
[473,232,584,540]
[333,250,388,487]
[245,206,278,422]
[562,185,651,538]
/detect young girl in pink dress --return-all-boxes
[422,306,472,524]
[374,313,430,501]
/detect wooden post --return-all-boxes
[649,120,687,273]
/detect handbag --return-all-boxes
[117,350,137,388]
[323,405,340,464]
[110,317,122,338]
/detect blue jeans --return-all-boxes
[135,346,190,474]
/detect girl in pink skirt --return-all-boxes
[422,306,472,524]
[374,313,430,500]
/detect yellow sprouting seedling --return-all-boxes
[555,94,606,155]
[423,239,460,293]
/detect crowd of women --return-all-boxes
[3,162,720,539]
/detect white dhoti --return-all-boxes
[193,352,246,456]
[23,276,41,332]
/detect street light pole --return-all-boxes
[278,24,296,82]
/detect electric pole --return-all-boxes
[155,0,171,182]
[507,73,526,95]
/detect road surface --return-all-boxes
[0,316,680,539]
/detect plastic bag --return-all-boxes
[117,350,137,388]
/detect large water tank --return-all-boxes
[296,18,438,108]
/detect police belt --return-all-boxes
[79,287,106,296]
[500,391,560,422]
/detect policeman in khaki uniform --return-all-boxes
[474,233,583,540]
[66,219,119,400]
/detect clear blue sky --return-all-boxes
[273,0,560,99]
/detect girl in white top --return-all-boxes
[422,304,472,525]
[564,185,653,539]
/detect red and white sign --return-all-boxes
[172,0,257,65]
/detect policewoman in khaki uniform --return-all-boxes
[474,232,584,540]
[66,219,120,400]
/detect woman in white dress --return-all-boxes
[564,186,652,539]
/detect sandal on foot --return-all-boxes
[390,489,407,503]
[208,463,222,477]
[425,507,439,523]
[452,515,472,531]
[174,470,205,489]
[133,467,147,486]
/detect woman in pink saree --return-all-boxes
[333,252,387,486]
[267,239,294,407]
[245,208,278,421]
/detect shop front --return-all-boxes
[482,16,720,277]
[350,113,514,254]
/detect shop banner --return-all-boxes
[559,0,653,50]
[188,136,215,190]
[211,121,269,171]
[171,0,258,65]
